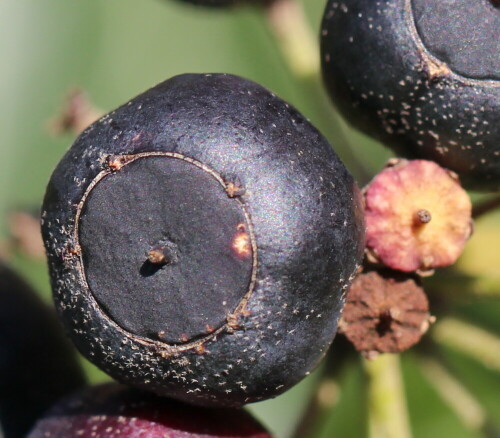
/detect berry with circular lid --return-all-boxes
[41,73,365,407]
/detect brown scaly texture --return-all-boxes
[339,270,433,358]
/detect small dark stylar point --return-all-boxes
[415,209,432,225]
[375,310,394,337]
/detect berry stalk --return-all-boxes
[364,354,413,438]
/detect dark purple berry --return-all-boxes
[28,383,272,438]
[41,73,365,407]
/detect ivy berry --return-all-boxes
[321,0,500,191]
[41,73,365,407]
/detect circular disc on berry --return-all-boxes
[41,73,365,407]
[78,153,256,345]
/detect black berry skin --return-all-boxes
[0,263,85,438]
[28,383,271,438]
[41,73,365,407]
[321,0,500,191]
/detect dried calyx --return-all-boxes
[339,270,434,359]
[50,88,102,136]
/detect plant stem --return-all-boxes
[287,337,357,438]
[50,88,103,136]
[265,0,319,80]
[364,354,413,438]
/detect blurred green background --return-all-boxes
[0,1,498,437]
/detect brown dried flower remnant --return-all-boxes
[339,270,433,358]
[50,88,103,135]
[365,159,473,273]
[7,210,46,260]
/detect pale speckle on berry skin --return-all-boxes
[320,0,500,190]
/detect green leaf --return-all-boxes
[402,353,482,438]
[438,345,500,431]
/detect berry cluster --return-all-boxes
[1,0,497,437]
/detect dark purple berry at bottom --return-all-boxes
[28,383,272,438]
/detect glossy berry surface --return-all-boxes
[0,263,85,438]
[28,383,272,438]
[321,0,500,191]
[41,73,365,407]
